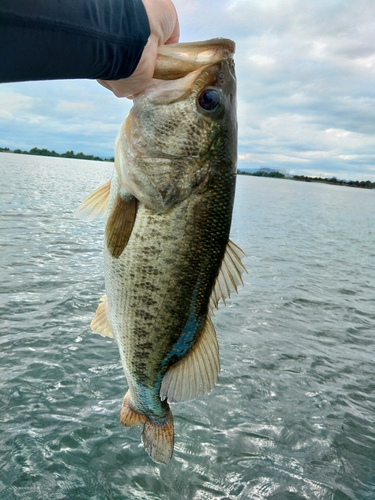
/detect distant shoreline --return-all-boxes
[1,148,373,189]
[237,169,375,189]
[0,147,114,163]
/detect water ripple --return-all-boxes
[1,158,375,499]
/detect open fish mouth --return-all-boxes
[154,38,236,80]
[141,38,236,105]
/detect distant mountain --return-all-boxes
[239,167,277,174]
[238,167,291,176]
[237,169,374,188]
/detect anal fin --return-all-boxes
[120,392,147,427]
[105,194,137,258]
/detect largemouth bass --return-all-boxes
[76,38,246,465]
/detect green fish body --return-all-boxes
[77,39,246,464]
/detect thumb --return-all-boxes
[142,0,180,46]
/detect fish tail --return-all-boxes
[120,391,174,465]
[141,410,174,465]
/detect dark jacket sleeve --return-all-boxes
[0,0,150,83]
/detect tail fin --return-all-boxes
[120,391,174,465]
[142,411,174,465]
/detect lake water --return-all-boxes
[0,153,374,500]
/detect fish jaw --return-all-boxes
[114,41,237,213]
[154,38,236,80]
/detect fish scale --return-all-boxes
[76,38,246,464]
[105,169,236,433]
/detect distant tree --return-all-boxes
[62,150,74,158]
[268,171,285,178]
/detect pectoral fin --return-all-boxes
[160,316,220,403]
[210,239,247,310]
[74,180,111,220]
[90,295,113,338]
[105,193,138,258]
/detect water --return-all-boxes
[0,153,374,500]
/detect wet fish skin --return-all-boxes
[115,43,237,214]
[76,39,246,465]
[107,159,234,407]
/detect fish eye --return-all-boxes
[197,88,222,113]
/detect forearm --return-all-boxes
[0,0,150,83]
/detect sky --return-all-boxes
[1,0,375,180]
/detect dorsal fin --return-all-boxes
[160,315,219,403]
[210,239,247,310]
[105,193,138,258]
[74,180,111,220]
[90,295,113,338]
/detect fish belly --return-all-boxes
[105,172,235,412]
[103,169,236,464]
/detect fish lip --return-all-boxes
[154,38,235,81]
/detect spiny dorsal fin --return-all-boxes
[210,239,247,310]
[105,193,137,258]
[74,180,111,220]
[160,315,220,403]
[90,295,113,338]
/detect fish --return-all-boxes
[76,38,246,465]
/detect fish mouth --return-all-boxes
[154,38,235,80]
[139,39,235,106]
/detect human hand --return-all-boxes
[97,0,179,98]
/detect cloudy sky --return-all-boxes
[1,0,375,180]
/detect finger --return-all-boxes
[165,26,180,45]
[165,3,180,45]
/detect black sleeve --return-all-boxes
[0,0,150,83]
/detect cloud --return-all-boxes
[219,0,375,180]
[56,100,95,113]
[1,0,375,179]
[0,91,36,119]
[0,80,132,156]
